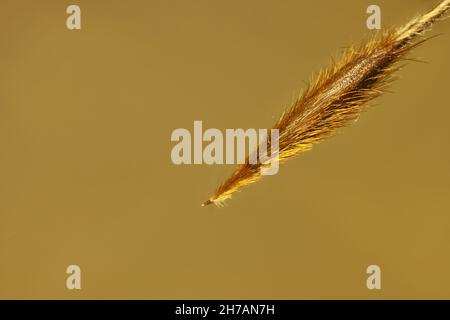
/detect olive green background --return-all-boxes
[1,0,449,299]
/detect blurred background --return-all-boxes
[0,0,449,299]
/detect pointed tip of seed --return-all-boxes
[201,199,213,207]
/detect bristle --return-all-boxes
[204,0,450,206]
